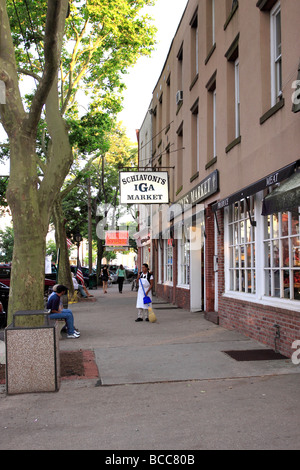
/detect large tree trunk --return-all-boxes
[6,135,50,322]
[0,0,70,324]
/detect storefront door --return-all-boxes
[214,217,219,312]
[190,223,205,312]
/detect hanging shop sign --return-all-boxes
[120,171,169,204]
[105,231,129,247]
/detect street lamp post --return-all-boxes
[74,230,83,266]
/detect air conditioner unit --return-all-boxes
[176,90,183,106]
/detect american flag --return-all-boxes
[67,238,73,249]
[76,264,85,286]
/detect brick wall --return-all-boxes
[219,296,300,358]
[175,287,190,310]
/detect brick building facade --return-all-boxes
[137,0,300,358]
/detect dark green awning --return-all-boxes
[262,171,300,216]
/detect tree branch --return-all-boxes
[0,0,26,135]
[60,154,99,199]
[18,68,41,82]
[27,0,69,135]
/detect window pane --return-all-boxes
[234,223,239,244]
[240,220,245,244]
[240,199,245,219]
[282,238,290,267]
[294,271,300,300]
[235,247,239,268]
[275,11,281,58]
[283,270,290,299]
[265,216,271,239]
[246,219,251,242]
[291,210,300,235]
[235,270,239,291]
[292,238,300,268]
[273,240,280,268]
[272,214,279,238]
[234,202,239,221]
[265,241,271,268]
[265,270,271,296]
[281,213,289,237]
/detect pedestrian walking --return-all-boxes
[117,264,126,293]
[100,265,110,294]
[135,263,154,322]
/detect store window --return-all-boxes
[225,191,300,306]
[228,197,256,294]
[178,230,190,287]
[164,239,173,284]
[264,210,300,300]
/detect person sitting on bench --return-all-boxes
[47,285,80,339]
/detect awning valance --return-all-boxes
[262,170,300,216]
[212,161,298,213]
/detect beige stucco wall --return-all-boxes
[151,0,300,206]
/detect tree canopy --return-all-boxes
[0,0,156,321]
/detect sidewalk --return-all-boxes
[0,283,300,450]
[64,284,299,385]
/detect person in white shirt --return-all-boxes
[135,263,154,322]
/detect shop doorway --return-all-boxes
[214,216,219,312]
[190,224,205,312]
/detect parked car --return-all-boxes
[109,272,118,284]
[0,281,9,328]
[124,267,135,282]
[0,264,56,295]
[45,263,58,282]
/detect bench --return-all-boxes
[55,319,67,339]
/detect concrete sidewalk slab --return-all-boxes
[63,284,299,385]
[1,284,300,450]
[95,340,296,386]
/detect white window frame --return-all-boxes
[195,26,199,75]
[224,192,300,312]
[197,112,200,171]
[163,239,173,285]
[270,2,282,106]
[158,240,162,284]
[213,89,217,158]
[263,209,300,301]
[226,196,256,295]
[235,58,240,138]
[212,0,215,46]
[177,229,190,288]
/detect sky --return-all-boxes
[118,0,188,143]
[0,0,189,175]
